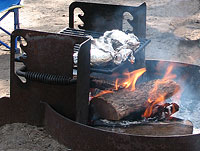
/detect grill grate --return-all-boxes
[60,28,151,74]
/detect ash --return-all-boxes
[172,97,200,134]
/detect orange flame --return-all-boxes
[94,68,146,98]
[115,78,119,91]
[143,64,178,118]
[163,64,177,80]
[119,68,146,91]
[143,94,166,118]
[94,90,113,98]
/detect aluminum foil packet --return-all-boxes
[74,29,140,66]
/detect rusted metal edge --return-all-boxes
[42,101,200,151]
[0,95,199,151]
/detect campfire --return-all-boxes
[91,65,179,119]
[84,28,194,136]
[89,61,193,135]
[91,63,180,120]
[6,21,200,151]
[3,1,199,151]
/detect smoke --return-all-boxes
[146,60,200,134]
[173,81,200,133]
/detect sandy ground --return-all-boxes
[0,0,199,150]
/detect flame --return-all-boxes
[143,64,178,118]
[119,68,146,91]
[163,64,177,80]
[94,68,146,98]
[115,79,119,91]
[143,94,166,118]
[94,90,113,98]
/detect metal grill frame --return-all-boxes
[69,2,147,38]
[60,28,150,74]
[64,2,149,74]
[60,28,151,74]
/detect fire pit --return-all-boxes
[2,28,198,151]
[0,28,198,151]
[0,1,200,151]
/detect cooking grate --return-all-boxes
[60,28,151,74]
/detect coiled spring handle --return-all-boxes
[16,66,77,85]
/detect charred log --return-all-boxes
[90,79,180,121]
[150,102,179,120]
[90,78,115,90]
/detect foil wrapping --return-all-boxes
[74,29,140,66]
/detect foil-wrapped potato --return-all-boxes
[74,29,140,66]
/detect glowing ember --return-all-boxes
[171,103,178,114]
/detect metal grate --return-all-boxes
[60,28,151,74]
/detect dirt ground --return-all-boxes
[0,0,199,150]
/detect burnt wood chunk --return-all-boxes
[90,79,180,121]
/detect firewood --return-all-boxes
[90,78,115,90]
[95,118,193,136]
[90,79,180,121]
[150,103,179,120]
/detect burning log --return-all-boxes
[90,78,115,90]
[149,102,179,120]
[90,79,180,121]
